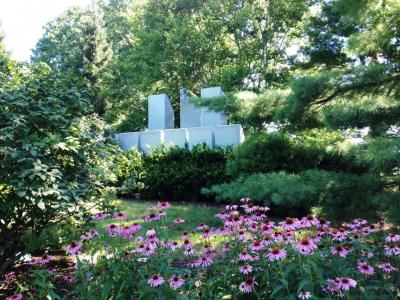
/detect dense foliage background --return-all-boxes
[1,0,399,274]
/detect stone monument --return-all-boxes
[148,94,174,130]
[115,86,245,153]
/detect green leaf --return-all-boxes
[296,278,310,294]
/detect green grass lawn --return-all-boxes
[94,199,224,242]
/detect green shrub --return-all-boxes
[0,62,116,272]
[141,145,232,201]
[226,130,364,177]
[117,144,232,201]
[203,170,384,223]
[115,147,144,195]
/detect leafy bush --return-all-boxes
[116,145,232,201]
[141,145,232,201]
[203,170,384,223]
[226,130,364,178]
[0,62,116,272]
[115,148,144,195]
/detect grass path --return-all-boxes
[94,199,224,241]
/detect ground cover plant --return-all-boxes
[5,199,399,299]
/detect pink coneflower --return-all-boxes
[266,248,287,261]
[215,211,229,220]
[337,277,357,290]
[64,275,74,283]
[47,267,57,273]
[181,231,190,239]
[146,228,156,236]
[158,201,170,209]
[161,240,171,248]
[143,245,155,256]
[272,231,283,242]
[148,274,164,287]
[183,239,193,249]
[239,251,253,261]
[239,277,258,293]
[196,223,208,230]
[330,228,348,241]
[136,244,146,253]
[385,232,400,242]
[249,240,264,251]
[91,213,110,220]
[202,228,212,238]
[215,227,229,235]
[280,217,300,231]
[330,245,349,257]
[135,236,144,243]
[261,235,273,247]
[130,223,142,232]
[66,241,81,255]
[106,224,118,235]
[248,223,258,232]
[377,262,397,273]
[158,210,167,217]
[317,227,328,237]
[298,291,312,299]
[243,204,259,213]
[240,197,252,203]
[237,230,249,241]
[384,244,400,256]
[322,279,341,294]
[361,250,374,258]
[318,217,331,228]
[5,272,15,282]
[184,247,194,256]
[226,215,242,226]
[239,264,253,274]
[147,213,160,222]
[357,262,374,276]
[80,229,99,241]
[38,254,52,264]
[203,245,216,257]
[225,204,238,211]
[188,260,197,268]
[6,294,23,300]
[113,212,127,219]
[259,206,270,212]
[170,241,179,250]
[119,225,133,239]
[260,224,273,235]
[301,215,319,228]
[195,255,213,267]
[295,237,317,254]
[146,235,160,244]
[169,275,184,289]
[174,218,185,224]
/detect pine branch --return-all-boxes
[311,74,400,107]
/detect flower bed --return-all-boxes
[6,199,400,299]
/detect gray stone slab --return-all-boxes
[213,124,244,148]
[187,126,213,149]
[200,87,228,126]
[164,128,188,148]
[140,130,163,154]
[180,88,202,128]
[116,132,140,151]
[148,94,174,130]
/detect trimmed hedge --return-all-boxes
[116,144,232,201]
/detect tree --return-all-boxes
[32,4,112,115]
[201,0,400,224]
[101,0,310,131]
